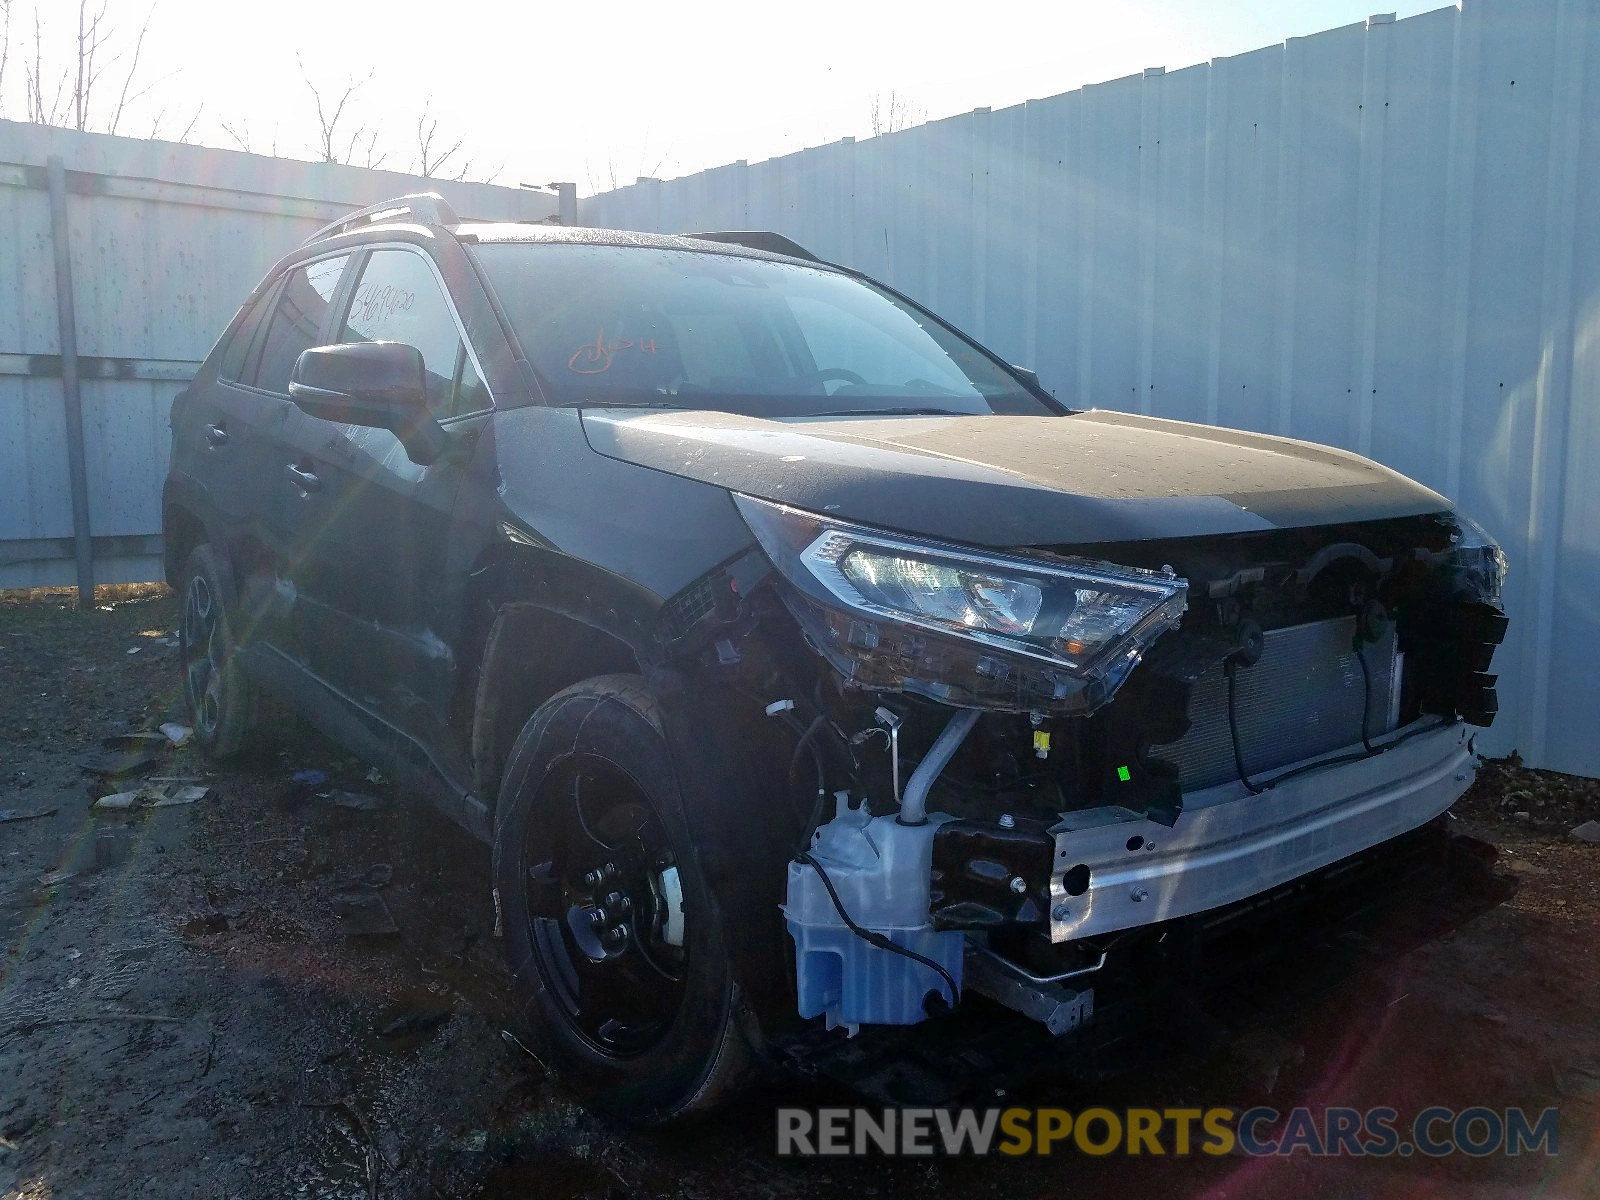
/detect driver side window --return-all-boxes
[337,249,490,419]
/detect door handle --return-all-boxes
[284,463,322,493]
[204,423,229,447]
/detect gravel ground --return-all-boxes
[1,589,1597,1199]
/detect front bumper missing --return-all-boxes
[1049,720,1474,942]
[777,816,1510,1106]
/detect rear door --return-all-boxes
[178,287,272,567]
[227,253,351,651]
[281,244,493,751]
[180,253,348,651]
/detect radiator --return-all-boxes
[1154,616,1401,792]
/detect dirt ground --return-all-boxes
[1,588,1597,1199]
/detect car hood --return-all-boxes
[579,407,1451,547]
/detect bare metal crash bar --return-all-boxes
[972,941,1110,985]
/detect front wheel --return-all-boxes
[492,675,753,1124]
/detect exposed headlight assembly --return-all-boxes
[734,494,1188,714]
[1444,512,1508,608]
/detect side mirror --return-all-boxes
[1010,364,1042,390]
[289,342,446,464]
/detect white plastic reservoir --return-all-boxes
[783,795,966,1034]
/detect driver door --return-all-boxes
[281,245,493,749]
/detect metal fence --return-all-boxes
[581,0,1599,778]
[0,120,561,594]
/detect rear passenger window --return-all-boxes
[338,249,490,419]
[217,292,271,382]
[250,255,349,393]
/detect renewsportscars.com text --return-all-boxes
[776,1105,1560,1158]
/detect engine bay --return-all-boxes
[659,505,1508,1044]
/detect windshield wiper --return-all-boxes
[576,399,687,410]
[807,406,967,417]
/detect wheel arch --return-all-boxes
[161,477,238,609]
[466,543,664,805]
[161,499,211,593]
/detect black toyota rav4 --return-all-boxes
[164,193,1510,1124]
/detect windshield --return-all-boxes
[471,242,1054,417]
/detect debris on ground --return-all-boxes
[280,769,331,808]
[377,1000,453,1043]
[93,782,210,811]
[325,790,385,813]
[158,722,193,747]
[330,891,399,937]
[78,740,165,780]
[499,1029,546,1072]
[1570,820,1600,844]
[94,826,135,870]
[102,732,170,752]
[0,806,57,824]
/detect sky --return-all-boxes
[1,0,1443,194]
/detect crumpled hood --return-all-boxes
[580,407,1451,548]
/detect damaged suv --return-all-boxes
[164,193,1509,1124]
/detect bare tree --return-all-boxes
[0,0,12,118]
[23,6,65,124]
[301,59,386,167]
[147,101,201,143]
[98,1,158,134]
[414,97,471,179]
[14,0,165,132]
[869,89,924,137]
[586,144,674,195]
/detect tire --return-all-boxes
[492,674,753,1124]
[176,544,259,759]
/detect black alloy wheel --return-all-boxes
[177,544,257,758]
[493,674,752,1123]
[524,757,689,1056]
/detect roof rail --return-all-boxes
[681,231,820,262]
[302,193,462,247]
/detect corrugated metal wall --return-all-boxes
[582,0,1598,778]
[0,121,555,590]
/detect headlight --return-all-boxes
[1446,512,1508,608]
[734,494,1188,714]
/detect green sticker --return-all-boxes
[1116,765,1131,783]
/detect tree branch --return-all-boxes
[0,0,14,118]
[218,117,254,153]
[107,3,156,135]
[301,57,374,164]
[414,101,466,178]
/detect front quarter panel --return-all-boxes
[492,405,756,605]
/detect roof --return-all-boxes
[453,222,821,265]
[296,190,823,266]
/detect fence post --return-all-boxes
[46,154,94,608]
[555,182,578,226]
